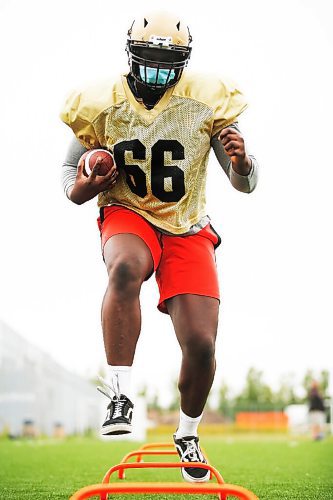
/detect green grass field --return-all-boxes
[0,434,332,499]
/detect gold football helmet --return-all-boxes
[126,11,192,91]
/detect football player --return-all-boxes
[60,11,258,483]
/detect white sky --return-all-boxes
[0,0,332,405]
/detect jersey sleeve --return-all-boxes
[211,79,248,137]
[60,89,100,149]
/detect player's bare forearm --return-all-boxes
[69,183,100,205]
[219,127,252,176]
[69,157,118,205]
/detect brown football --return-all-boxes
[79,149,114,176]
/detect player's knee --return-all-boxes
[183,333,216,365]
[107,258,144,296]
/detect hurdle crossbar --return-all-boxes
[135,441,209,461]
[70,481,258,499]
[102,460,224,484]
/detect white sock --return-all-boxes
[175,409,203,439]
[107,365,132,399]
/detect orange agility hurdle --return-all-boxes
[70,481,258,500]
[102,460,223,484]
[134,441,209,463]
[70,461,258,500]
[135,442,180,462]
[70,441,258,500]
[117,450,180,478]
[118,442,212,479]
[138,442,176,450]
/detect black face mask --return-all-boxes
[126,40,191,92]
[127,73,166,109]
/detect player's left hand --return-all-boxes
[219,127,252,175]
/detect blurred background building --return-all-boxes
[0,320,101,437]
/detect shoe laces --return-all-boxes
[181,438,203,462]
[97,374,121,400]
[112,399,125,419]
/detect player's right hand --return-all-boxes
[68,156,118,205]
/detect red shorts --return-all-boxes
[97,205,221,314]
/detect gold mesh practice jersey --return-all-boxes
[60,71,247,234]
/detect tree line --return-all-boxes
[144,368,330,419]
[215,368,329,420]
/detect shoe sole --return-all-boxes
[101,423,132,436]
[181,467,210,483]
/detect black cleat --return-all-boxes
[97,376,133,435]
[173,434,210,482]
